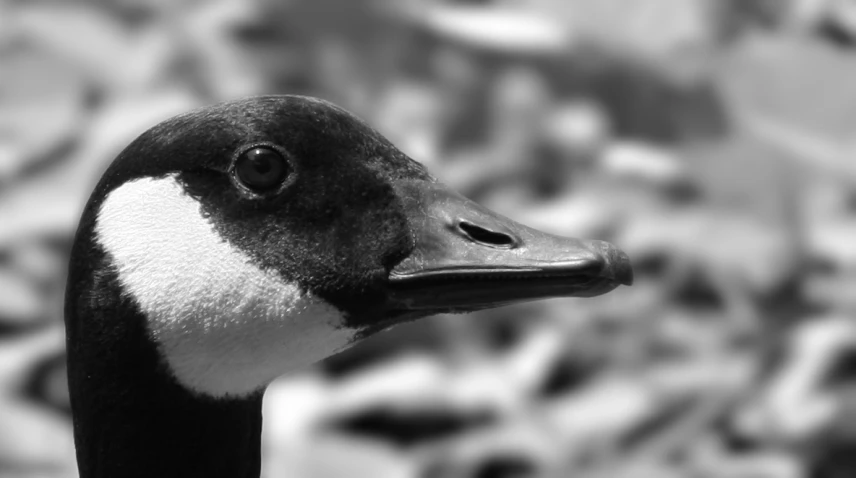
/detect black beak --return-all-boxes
[388,181,633,314]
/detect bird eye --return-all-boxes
[234,147,291,193]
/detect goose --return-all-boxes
[64,95,632,478]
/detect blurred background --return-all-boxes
[3,0,856,477]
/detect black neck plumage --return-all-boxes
[66,248,264,478]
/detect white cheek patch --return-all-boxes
[95,175,356,397]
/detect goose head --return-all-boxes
[65,95,631,478]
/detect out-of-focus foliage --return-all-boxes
[2,0,856,477]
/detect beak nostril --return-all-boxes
[458,221,516,248]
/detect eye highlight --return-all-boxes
[234,146,291,193]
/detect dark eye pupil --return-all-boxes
[235,147,289,191]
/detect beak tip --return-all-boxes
[603,253,633,287]
[590,241,634,287]
[617,257,634,286]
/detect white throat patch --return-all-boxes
[95,175,354,397]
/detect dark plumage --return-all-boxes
[65,95,632,478]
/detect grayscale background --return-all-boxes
[2,0,856,477]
